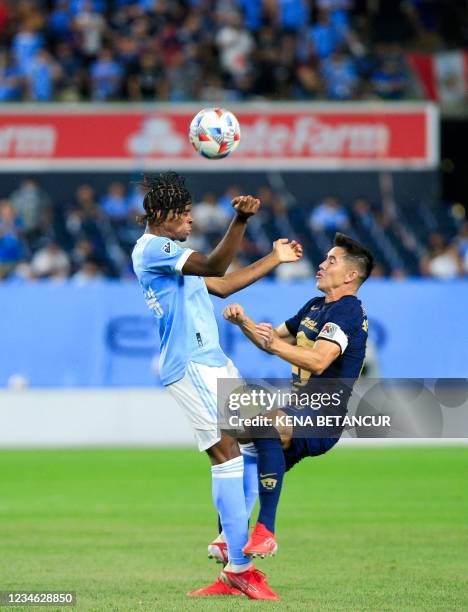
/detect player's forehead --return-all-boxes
[173,202,192,216]
[167,201,192,220]
[325,246,346,261]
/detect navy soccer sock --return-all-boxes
[254,435,285,533]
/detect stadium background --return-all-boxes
[0,1,467,609]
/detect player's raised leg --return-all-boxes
[242,415,290,558]
[245,406,343,559]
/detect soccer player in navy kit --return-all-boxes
[223,233,373,559]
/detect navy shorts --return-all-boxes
[281,404,343,472]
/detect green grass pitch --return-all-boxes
[1,446,467,611]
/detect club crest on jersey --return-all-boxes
[260,476,278,490]
[161,240,173,255]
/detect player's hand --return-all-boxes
[223,303,246,325]
[255,323,279,352]
[272,238,303,264]
[232,195,260,219]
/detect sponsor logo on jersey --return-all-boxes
[301,317,319,332]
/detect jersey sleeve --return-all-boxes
[143,236,194,275]
[315,300,361,354]
[284,299,316,336]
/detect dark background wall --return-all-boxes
[441,118,468,208]
[0,170,440,207]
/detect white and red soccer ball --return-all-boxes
[189,107,241,159]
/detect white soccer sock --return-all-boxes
[225,560,253,574]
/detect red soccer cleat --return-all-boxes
[207,540,228,564]
[221,566,280,601]
[187,576,243,597]
[242,522,278,558]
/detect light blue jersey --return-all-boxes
[132,233,228,385]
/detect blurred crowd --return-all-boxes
[0,0,467,103]
[0,177,466,283]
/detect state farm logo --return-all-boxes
[126,114,391,159]
[127,118,185,155]
[241,116,390,157]
[0,125,56,156]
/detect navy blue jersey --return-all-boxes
[285,295,368,393]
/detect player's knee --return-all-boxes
[250,418,292,450]
[206,432,240,464]
[250,422,281,444]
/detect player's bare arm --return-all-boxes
[255,324,341,375]
[205,239,303,298]
[269,322,297,345]
[182,196,260,277]
[223,303,270,351]
[223,304,299,350]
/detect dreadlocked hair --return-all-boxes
[136,171,192,226]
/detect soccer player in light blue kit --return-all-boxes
[132,172,302,600]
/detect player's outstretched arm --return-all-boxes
[223,303,270,351]
[255,324,340,375]
[181,196,260,277]
[205,239,303,298]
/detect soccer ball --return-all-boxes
[189,108,241,159]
